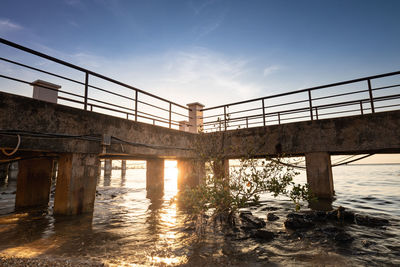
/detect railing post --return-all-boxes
[224,106,227,131]
[84,72,89,110]
[367,79,375,113]
[360,101,364,115]
[308,90,313,120]
[278,112,281,124]
[315,107,319,120]
[134,90,138,121]
[262,99,266,126]
[246,117,249,128]
[169,102,172,128]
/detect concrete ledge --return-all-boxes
[209,110,400,158]
[0,91,196,158]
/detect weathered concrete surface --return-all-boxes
[0,92,196,159]
[104,159,112,177]
[15,158,53,208]
[54,153,99,215]
[121,160,126,177]
[212,110,400,158]
[177,159,205,190]
[0,163,8,180]
[305,152,334,199]
[146,159,164,196]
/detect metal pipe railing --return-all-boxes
[202,71,400,131]
[0,38,190,129]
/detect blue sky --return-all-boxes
[1,0,400,105]
[1,0,400,163]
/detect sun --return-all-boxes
[164,160,178,195]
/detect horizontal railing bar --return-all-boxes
[0,74,32,86]
[317,107,365,118]
[311,89,369,103]
[58,96,84,105]
[0,74,185,125]
[87,97,135,113]
[0,38,189,110]
[87,102,181,126]
[136,99,171,113]
[136,109,181,124]
[0,57,85,86]
[202,70,400,111]
[374,103,400,110]
[88,84,136,101]
[58,89,85,99]
[372,83,400,91]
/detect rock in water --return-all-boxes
[267,213,279,221]
[354,214,389,227]
[284,213,315,230]
[239,211,266,229]
[253,229,275,241]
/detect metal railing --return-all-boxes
[202,71,400,131]
[0,38,190,129]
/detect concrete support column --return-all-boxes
[177,159,205,190]
[54,153,99,215]
[121,160,127,177]
[187,102,205,133]
[212,159,229,179]
[8,162,18,181]
[146,159,164,195]
[104,159,112,177]
[305,152,334,199]
[15,158,53,209]
[0,163,9,186]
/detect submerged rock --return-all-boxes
[260,206,279,211]
[327,206,355,223]
[284,213,315,230]
[239,211,266,229]
[333,231,354,243]
[267,213,279,221]
[253,229,275,241]
[354,214,389,227]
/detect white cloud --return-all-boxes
[263,65,280,76]
[0,19,22,32]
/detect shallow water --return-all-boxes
[0,164,399,266]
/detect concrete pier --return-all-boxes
[54,153,99,215]
[212,159,229,179]
[305,152,334,199]
[146,159,164,196]
[15,158,53,209]
[121,160,127,177]
[104,159,112,177]
[177,159,205,190]
[0,163,9,186]
[0,163,8,178]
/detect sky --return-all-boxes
[1,0,400,163]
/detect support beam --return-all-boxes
[0,164,9,187]
[305,152,334,199]
[15,158,53,209]
[104,159,112,177]
[121,160,127,177]
[146,159,164,196]
[177,159,205,190]
[54,153,99,215]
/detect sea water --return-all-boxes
[0,164,399,266]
